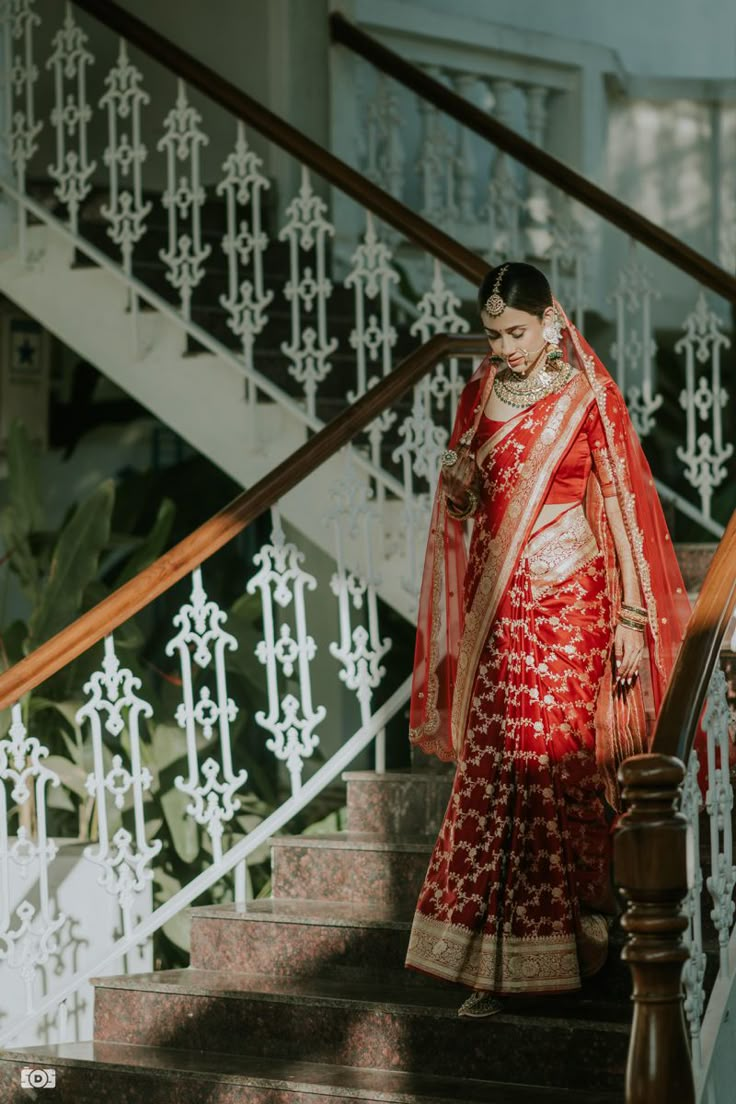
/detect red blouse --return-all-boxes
[480,403,616,504]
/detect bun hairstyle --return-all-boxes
[477,262,553,320]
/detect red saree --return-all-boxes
[405,303,691,995]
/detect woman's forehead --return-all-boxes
[480,306,538,330]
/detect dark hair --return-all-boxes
[477,262,553,319]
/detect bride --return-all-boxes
[405,262,691,1017]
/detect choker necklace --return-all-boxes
[493,360,574,409]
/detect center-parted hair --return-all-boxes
[477,262,553,319]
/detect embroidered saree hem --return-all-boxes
[405,913,581,994]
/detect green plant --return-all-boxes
[0,420,347,971]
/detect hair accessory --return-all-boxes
[542,309,563,347]
[484,265,510,317]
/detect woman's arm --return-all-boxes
[603,495,645,685]
[603,496,642,607]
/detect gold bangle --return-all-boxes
[619,610,647,626]
[621,603,647,617]
[618,616,645,633]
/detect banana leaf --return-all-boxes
[28,480,115,648]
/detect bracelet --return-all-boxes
[619,609,647,625]
[621,602,647,618]
[618,616,646,633]
[447,488,478,520]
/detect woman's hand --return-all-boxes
[613,623,645,688]
[441,448,478,508]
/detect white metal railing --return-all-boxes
[680,611,736,1102]
[0,0,732,537]
[0,464,417,1045]
[343,49,735,531]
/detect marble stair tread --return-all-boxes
[187,900,635,1001]
[190,897,413,928]
[0,1041,622,1103]
[187,897,445,981]
[91,971,628,1090]
[91,966,630,1025]
[271,831,433,854]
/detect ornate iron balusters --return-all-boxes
[218,121,273,396]
[675,293,733,521]
[167,568,247,864]
[609,243,663,436]
[158,79,211,322]
[77,637,161,937]
[46,1,95,235]
[0,704,65,1013]
[279,167,337,418]
[247,509,326,793]
[99,39,151,279]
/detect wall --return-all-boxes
[408,0,736,81]
[114,0,331,203]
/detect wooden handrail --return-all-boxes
[70,0,485,286]
[650,508,736,761]
[0,335,486,711]
[330,12,736,305]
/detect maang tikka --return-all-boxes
[484,265,509,317]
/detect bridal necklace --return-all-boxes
[493,352,574,409]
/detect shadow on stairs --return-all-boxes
[1,770,635,1103]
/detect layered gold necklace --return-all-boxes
[493,359,575,409]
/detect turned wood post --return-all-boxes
[613,753,694,1104]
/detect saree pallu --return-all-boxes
[405,504,613,994]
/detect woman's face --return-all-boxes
[480,305,553,374]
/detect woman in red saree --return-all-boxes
[405,263,691,1016]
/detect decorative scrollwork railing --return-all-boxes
[0,332,484,1048]
[330,11,736,533]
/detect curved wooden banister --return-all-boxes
[70,0,485,286]
[0,335,487,712]
[650,508,736,761]
[330,12,736,305]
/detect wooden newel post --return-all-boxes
[613,753,695,1104]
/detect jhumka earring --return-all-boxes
[484,265,510,317]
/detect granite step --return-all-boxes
[189,898,417,978]
[187,898,639,1003]
[344,770,453,841]
[91,969,629,1093]
[0,1041,623,1103]
[271,832,433,910]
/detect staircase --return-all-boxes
[0,769,638,1103]
[1,4,736,1102]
